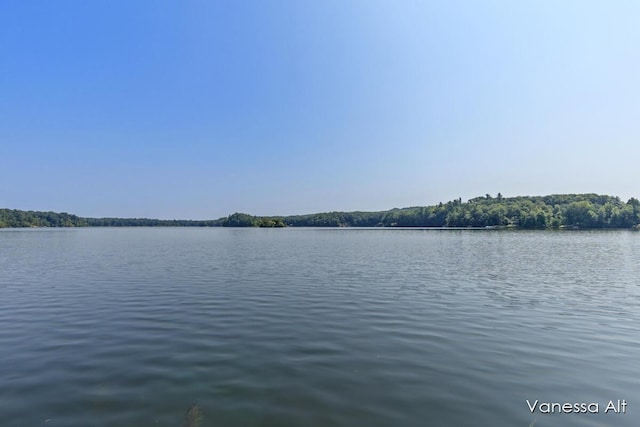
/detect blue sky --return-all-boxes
[2,1,639,219]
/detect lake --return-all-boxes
[1,228,638,426]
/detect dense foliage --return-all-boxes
[281,194,640,229]
[2,194,639,229]
[221,213,286,227]
[84,217,224,227]
[0,209,87,228]
[0,209,223,228]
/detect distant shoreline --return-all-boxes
[2,225,637,231]
[2,193,639,230]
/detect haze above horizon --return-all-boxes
[2,1,639,219]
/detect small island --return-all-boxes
[1,193,639,229]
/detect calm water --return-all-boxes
[1,228,639,427]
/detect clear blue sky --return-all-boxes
[2,1,639,219]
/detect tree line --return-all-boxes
[225,193,640,229]
[2,193,639,229]
[0,209,223,228]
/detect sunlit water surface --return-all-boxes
[1,228,639,426]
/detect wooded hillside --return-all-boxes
[2,194,639,229]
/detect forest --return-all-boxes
[1,193,639,229]
[0,210,224,228]
[280,193,640,229]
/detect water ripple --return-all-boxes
[1,228,638,426]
